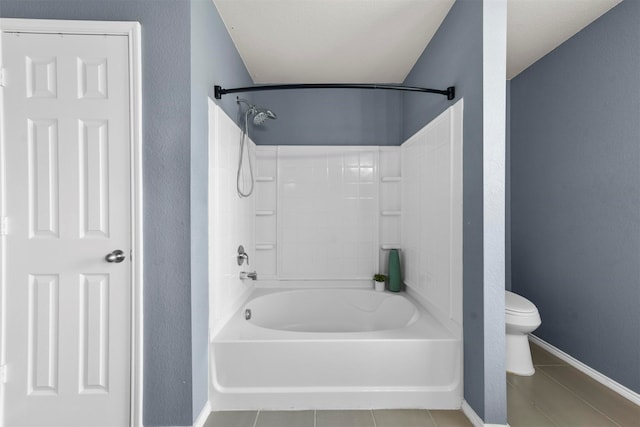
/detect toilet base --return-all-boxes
[506,333,535,376]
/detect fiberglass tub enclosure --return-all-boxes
[212,288,461,410]
[208,99,464,410]
[213,288,461,409]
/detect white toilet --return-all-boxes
[505,290,541,376]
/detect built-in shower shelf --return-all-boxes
[381,244,401,250]
[256,243,275,250]
[381,176,402,183]
[381,210,401,216]
[256,210,276,216]
[256,176,275,182]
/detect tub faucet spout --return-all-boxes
[240,271,258,280]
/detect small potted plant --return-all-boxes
[373,274,387,292]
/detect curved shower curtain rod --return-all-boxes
[214,83,455,101]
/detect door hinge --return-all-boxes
[0,365,7,384]
[0,68,6,87]
[0,217,7,236]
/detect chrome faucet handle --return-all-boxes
[237,245,249,265]
[239,271,258,281]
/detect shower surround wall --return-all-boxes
[254,147,397,284]
[401,101,463,335]
[208,102,256,337]
[251,102,463,335]
[278,147,379,281]
[254,147,402,282]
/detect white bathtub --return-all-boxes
[211,288,462,410]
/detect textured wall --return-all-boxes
[252,89,403,146]
[402,0,498,421]
[510,0,640,393]
[1,1,193,425]
[190,0,255,421]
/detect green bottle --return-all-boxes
[388,249,402,292]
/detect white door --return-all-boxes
[1,30,131,427]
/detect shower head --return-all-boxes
[252,108,277,125]
[237,98,277,126]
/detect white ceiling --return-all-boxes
[213,0,622,84]
[507,0,622,79]
[213,0,455,84]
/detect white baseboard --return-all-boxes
[461,400,509,427]
[529,335,640,406]
[192,400,212,427]
[461,400,484,427]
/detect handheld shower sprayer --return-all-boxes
[236,98,277,197]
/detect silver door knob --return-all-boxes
[105,249,126,263]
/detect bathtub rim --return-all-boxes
[213,287,459,342]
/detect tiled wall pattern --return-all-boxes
[255,147,408,283]
[401,102,463,331]
[208,104,256,335]
[271,147,380,280]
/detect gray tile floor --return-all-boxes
[508,342,640,426]
[203,409,472,427]
[203,342,640,427]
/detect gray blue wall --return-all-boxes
[510,0,640,394]
[1,1,194,425]
[252,89,402,145]
[190,0,255,421]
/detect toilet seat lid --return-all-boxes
[505,291,537,314]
